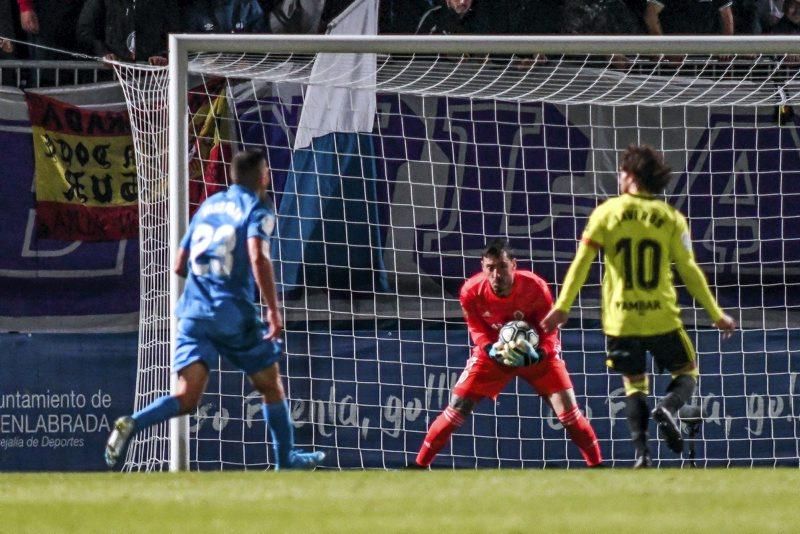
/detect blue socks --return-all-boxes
[131,396,295,468]
[132,396,181,431]
[263,399,294,467]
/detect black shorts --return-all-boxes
[606,328,697,376]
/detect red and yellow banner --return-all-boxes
[26,92,138,241]
[188,81,232,216]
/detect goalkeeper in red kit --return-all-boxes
[413,239,603,468]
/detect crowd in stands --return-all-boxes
[397,0,800,36]
[0,0,335,62]
[1,0,799,64]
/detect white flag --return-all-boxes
[293,0,377,150]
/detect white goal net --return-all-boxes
[114,34,800,471]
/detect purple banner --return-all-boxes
[243,88,799,318]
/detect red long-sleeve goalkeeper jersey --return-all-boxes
[460,270,561,361]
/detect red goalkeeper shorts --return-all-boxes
[452,354,574,401]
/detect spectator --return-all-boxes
[183,0,267,34]
[758,0,784,30]
[416,0,565,36]
[644,0,735,34]
[561,0,642,34]
[17,0,85,59]
[558,0,641,70]
[733,0,761,33]
[265,0,325,33]
[414,1,562,71]
[770,0,800,31]
[1,0,15,56]
[76,0,178,64]
[416,0,499,34]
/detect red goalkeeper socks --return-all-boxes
[559,406,603,467]
[415,406,465,467]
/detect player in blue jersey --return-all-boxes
[104,149,324,470]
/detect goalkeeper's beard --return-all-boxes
[491,279,512,297]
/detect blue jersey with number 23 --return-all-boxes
[176,184,275,324]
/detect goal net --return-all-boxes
[114,34,800,471]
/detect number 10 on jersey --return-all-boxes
[615,238,662,290]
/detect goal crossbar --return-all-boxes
[169,34,800,56]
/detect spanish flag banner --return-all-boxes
[187,81,232,215]
[26,92,138,241]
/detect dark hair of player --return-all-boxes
[620,144,672,194]
[231,149,266,190]
[482,238,515,260]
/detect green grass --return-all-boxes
[1,469,797,533]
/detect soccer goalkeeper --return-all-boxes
[413,239,603,468]
[542,144,736,468]
[104,150,324,470]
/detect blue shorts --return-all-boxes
[173,317,281,376]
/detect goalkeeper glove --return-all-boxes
[486,341,506,362]
[499,339,543,367]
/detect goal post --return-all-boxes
[167,38,190,472]
[115,34,800,472]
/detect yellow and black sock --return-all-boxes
[661,375,696,414]
[625,392,650,455]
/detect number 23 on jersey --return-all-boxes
[190,223,237,277]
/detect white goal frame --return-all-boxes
[165,34,800,472]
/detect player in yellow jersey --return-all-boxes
[541,144,736,468]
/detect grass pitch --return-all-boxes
[1,469,797,533]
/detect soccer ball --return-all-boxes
[498,320,539,348]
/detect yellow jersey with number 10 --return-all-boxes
[556,193,724,337]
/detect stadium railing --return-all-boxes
[0,60,109,88]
